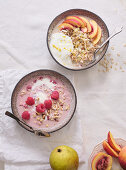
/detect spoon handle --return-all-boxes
[95,26,123,54]
[5,111,33,130]
[5,111,50,137]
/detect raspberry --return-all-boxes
[26,97,35,106]
[26,85,32,91]
[50,79,57,84]
[51,91,59,100]
[22,111,30,120]
[36,103,45,113]
[44,100,52,109]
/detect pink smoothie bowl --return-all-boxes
[8,70,77,137]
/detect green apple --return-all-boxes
[49,145,79,170]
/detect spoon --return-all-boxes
[89,26,123,64]
[5,111,50,137]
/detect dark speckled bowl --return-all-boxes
[11,70,77,134]
[47,9,109,71]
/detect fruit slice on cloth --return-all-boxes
[107,131,121,153]
[103,141,119,158]
[91,152,112,170]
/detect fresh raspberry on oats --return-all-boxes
[22,111,30,120]
[26,97,35,106]
[36,103,45,113]
[51,91,59,100]
[44,100,52,109]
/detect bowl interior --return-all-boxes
[11,70,77,133]
[47,9,109,70]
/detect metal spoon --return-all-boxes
[5,111,50,137]
[89,26,123,64]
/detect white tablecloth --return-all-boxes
[0,0,126,169]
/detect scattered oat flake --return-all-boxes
[123,44,126,47]
[111,47,114,50]
[117,53,120,57]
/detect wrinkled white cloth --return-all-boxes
[0,69,85,170]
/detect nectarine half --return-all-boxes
[92,152,112,170]
[119,146,126,169]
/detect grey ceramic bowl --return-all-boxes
[11,70,77,134]
[47,9,109,71]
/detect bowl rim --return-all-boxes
[47,8,110,71]
[11,69,77,134]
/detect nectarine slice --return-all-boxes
[92,152,112,170]
[58,23,73,31]
[79,16,92,32]
[103,141,119,158]
[63,19,81,27]
[119,146,126,169]
[89,20,98,39]
[92,26,102,45]
[66,16,86,27]
[108,131,121,153]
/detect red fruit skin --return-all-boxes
[26,97,35,106]
[51,91,59,100]
[44,100,52,109]
[22,111,30,120]
[119,146,126,170]
[26,85,32,91]
[36,104,45,113]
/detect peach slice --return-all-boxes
[58,23,74,31]
[119,146,126,169]
[79,16,92,32]
[89,20,98,39]
[108,131,121,153]
[92,152,112,170]
[103,141,119,158]
[92,26,102,45]
[66,16,86,27]
[63,19,81,27]
[81,27,88,33]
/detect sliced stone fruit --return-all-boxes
[79,16,92,32]
[63,19,81,27]
[92,26,102,45]
[66,16,87,27]
[81,27,88,33]
[58,23,74,31]
[119,146,126,170]
[108,131,121,153]
[103,141,119,158]
[89,20,98,39]
[92,152,112,170]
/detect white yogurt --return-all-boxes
[32,78,55,90]
[50,33,73,66]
